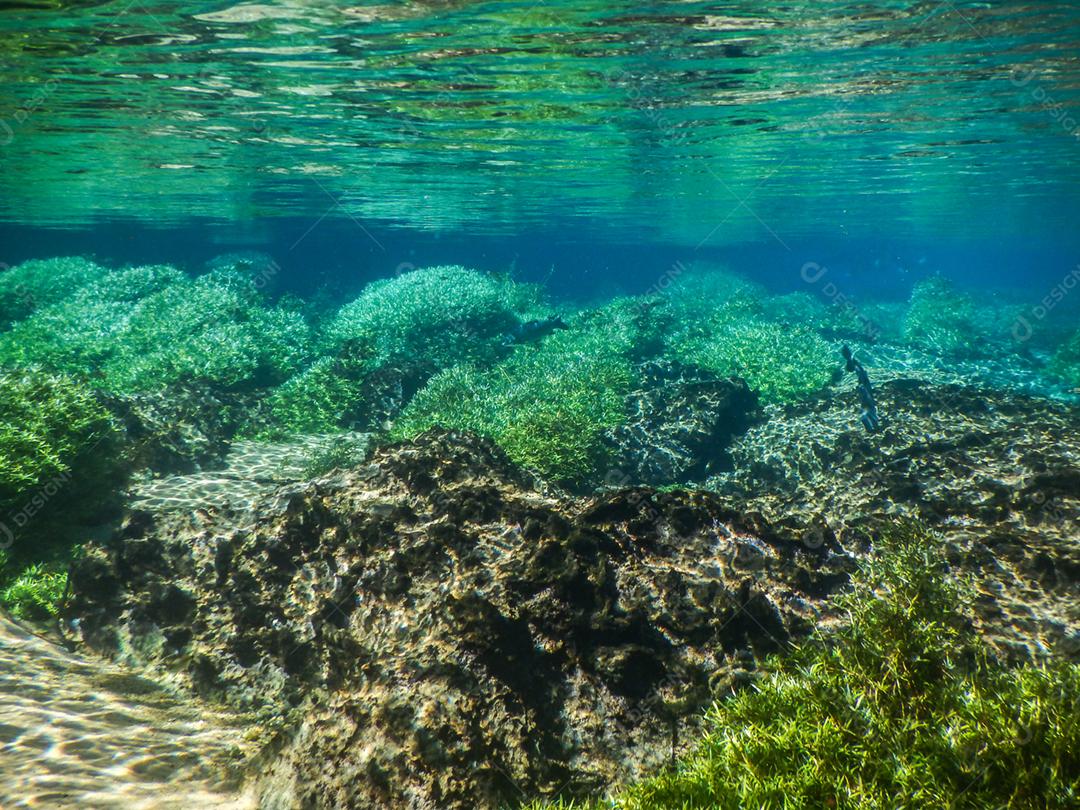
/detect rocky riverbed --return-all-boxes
[65,428,855,809]
[5,374,1075,810]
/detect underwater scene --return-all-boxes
[1,1,1079,808]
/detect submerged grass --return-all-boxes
[391,321,634,484]
[0,561,67,621]
[526,522,1080,810]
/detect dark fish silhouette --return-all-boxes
[841,345,880,432]
[502,315,568,346]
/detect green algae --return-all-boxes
[527,522,1080,810]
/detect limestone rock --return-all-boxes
[66,429,849,810]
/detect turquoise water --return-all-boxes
[1,1,1079,246]
[2,3,1080,809]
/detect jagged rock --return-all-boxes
[708,378,1080,662]
[601,361,759,486]
[65,429,851,810]
[106,384,253,475]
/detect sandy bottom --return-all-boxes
[0,615,256,809]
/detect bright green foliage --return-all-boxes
[0,368,115,509]
[672,319,836,404]
[1048,327,1080,387]
[576,296,671,362]
[102,274,311,392]
[0,256,111,327]
[325,265,522,373]
[0,264,184,373]
[901,276,1018,358]
[263,357,367,435]
[661,265,766,326]
[527,522,1080,810]
[657,268,838,403]
[1,563,67,620]
[392,324,634,484]
[0,265,310,393]
[0,369,114,620]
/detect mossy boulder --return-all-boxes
[0,264,184,373]
[392,322,635,486]
[102,274,311,392]
[0,256,111,327]
[0,368,117,512]
[1048,327,1080,388]
[325,265,523,376]
[671,317,837,404]
[0,368,123,618]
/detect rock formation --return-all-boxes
[709,378,1080,661]
[66,429,850,809]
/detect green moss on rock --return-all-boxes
[101,274,311,392]
[1,563,67,621]
[0,256,111,327]
[0,264,184,374]
[1048,327,1080,387]
[392,324,634,485]
[901,276,1021,358]
[671,318,836,404]
[0,368,116,509]
[325,265,522,373]
[262,357,368,436]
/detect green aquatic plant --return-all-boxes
[672,319,836,404]
[325,265,523,374]
[661,264,766,325]
[575,295,671,362]
[526,522,1080,810]
[901,276,1021,358]
[0,263,184,374]
[262,357,368,436]
[0,369,117,620]
[102,273,311,392]
[657,268,838,404]
[1048,326,1080,388]
[0,264,310,393]
[0,368,116,511]
[297,435,367,479]
[392,324,634,485]
[0,256,111,327]
[0,563,67,621]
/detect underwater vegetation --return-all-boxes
[1049,327,1080,388]
[900,276,1025,359]
[0,367,121,618]
[0,558,67,622]
[0,260,309,393]
[0,367,115,511]
[1,256,1079,619]
[529,522,1080,810]
[325,264,529,373]
[391,320,635,483]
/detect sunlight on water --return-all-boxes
[1,1,1078,242]
[0,616,254,809]
[0,3,1079,809]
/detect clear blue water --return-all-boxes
[2,4,1080,808]
[1,1,1079,296]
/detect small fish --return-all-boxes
[841,345,880,433]
[502,315,569,346]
